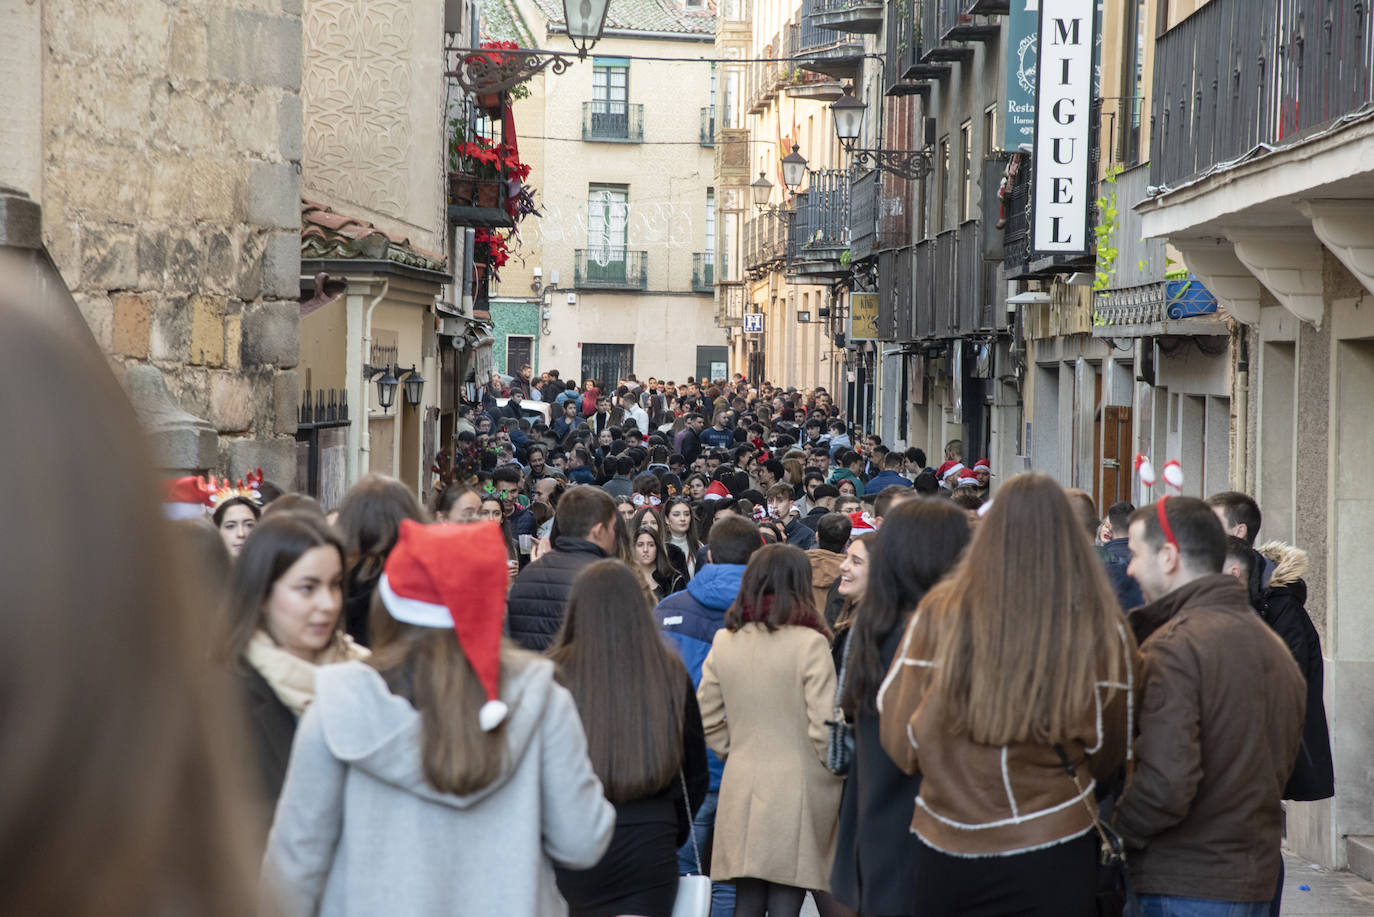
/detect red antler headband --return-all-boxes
[1156,496,1180,552]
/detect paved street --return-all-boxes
[796,853,1374,916]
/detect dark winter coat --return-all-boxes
[1116,574,1305,902]
[1102,536,1144,612]
[831,624,921,916]
[678,427,703,464]
[862,470,912,494]
[506,538,608,651]
[783,516,818,550]
[342,565,380,647]
[658,563,747,791]
[1248,543,1335,802]
[237,664,297,805]
[798,505,830,531]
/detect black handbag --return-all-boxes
[1053,745,1139,917]
[825,631,856,775]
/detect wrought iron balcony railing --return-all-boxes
[692,253,716,291]
[574,249,648,289]
[581,102,644,143]
[812,0,885,34]
[1093,277,1220,331]
[1150,0,1374,188]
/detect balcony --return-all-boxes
[933,0,999,43]
[849,170,880,262]
[715,127,749,180]
[784,69,845,101]
[1150,0,1374,189]
[787,169,851,278]
[964,0,1008,12]
[574,249,648,289]
[796,0,866,78]
[1001,148,1097,281]
[581,102,644,143]
[812,0,884,34]
[908,221,995,337]
[699,107,715,146]
[692,252,715,291]
[715,282,747,328]
[876,249,913,340]
[917,0,977,65]
[744,211,787,276]
[1093,277,1227,337]
[886,0,949,92]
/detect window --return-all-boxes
[723,68,741,129]
[959,120,973,223]
[937,136,950,231]
[591,58,629,137]
[984,104,997,156]
[587,184,629,282]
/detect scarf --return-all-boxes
[245,629,370,716]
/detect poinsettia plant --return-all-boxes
[470,41,532,101]
[474,228,511,282]
[450,133,531,184]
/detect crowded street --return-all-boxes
[4,0,1374,914]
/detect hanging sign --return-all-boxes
[743,312,763,334]
[1004,0,1038,150]
[1031,0,1097,255]
[849,293,880,340]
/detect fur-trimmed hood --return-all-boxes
[1258,541,1307,589]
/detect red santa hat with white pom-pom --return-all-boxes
[378,519,512,731]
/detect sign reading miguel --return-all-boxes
[1031,0,1098,256]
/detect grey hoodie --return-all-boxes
[261,655,615,916]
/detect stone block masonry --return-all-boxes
[40,0,304,486]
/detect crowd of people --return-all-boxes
[3,298,1332,917]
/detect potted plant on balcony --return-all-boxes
[448,123,532,210]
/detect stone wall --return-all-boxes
[41,0,304,487]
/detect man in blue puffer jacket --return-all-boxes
[657,513,762,917]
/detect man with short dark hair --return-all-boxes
[1206,491,1334,810]
[658,514,764,915]
[799,483,839,531]
[492,464,537,538]
[871,484,916,526]
[1100,500,1143,611]
[829,449,866,497]
[806,511,852,614]
[602,455,635,499]
[699,408,735,452]
[864,452,913,494]
[904,446,929,478]
[677,412,706,465]
[507,485,617,650]
[756,458,785,491]
[1116,497,1305,915]
[767,482,817,549]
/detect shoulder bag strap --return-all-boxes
[1053,743,1123,857]
[679,768,703,875]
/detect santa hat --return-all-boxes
[957,469,981,488]
[1161,459,1184,491]
[848,510,876,534]
[973,458,992,476]
[703,480,731,501]
[378,519,512,731]
[1134,454,1156,488]
[163,475,213,520]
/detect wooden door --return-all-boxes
[1100,405,1133,509]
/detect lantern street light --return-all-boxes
[401,364,426,407]
[781,145,810,193]
[750,172,774,209]
[564,0,611,59]
[828,84,933,182]
[830,84,867,150]
[374,365,400,413]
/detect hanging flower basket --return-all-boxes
[477,91,504,114]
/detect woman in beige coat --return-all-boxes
[697,544,846,917]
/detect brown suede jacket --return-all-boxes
[1113,574,1306,902]
[877,606,1138,857]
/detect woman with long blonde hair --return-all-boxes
[878,474,1138,916]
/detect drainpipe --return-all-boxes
[359,279,390,477]
[1234,329,1249,492]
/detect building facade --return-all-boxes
[8,0,305,486]
[483,0,728,386]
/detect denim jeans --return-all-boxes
[677,789,736,917]
[1138,895,1271,917]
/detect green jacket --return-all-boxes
[828,468,865,497]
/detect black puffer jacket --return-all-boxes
[507,537,608,651]
[1248,542,1335,802]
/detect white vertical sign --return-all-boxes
[1032,0,1096,255]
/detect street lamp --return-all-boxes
[563,0,611,59]
[374,365,399,413]
[401,364,426,407]
[750,172,774,209]
[830,84,867,150]
[781,145,809,192]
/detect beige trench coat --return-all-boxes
[697,623,844,890]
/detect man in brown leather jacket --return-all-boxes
[1116,496,1305,917]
